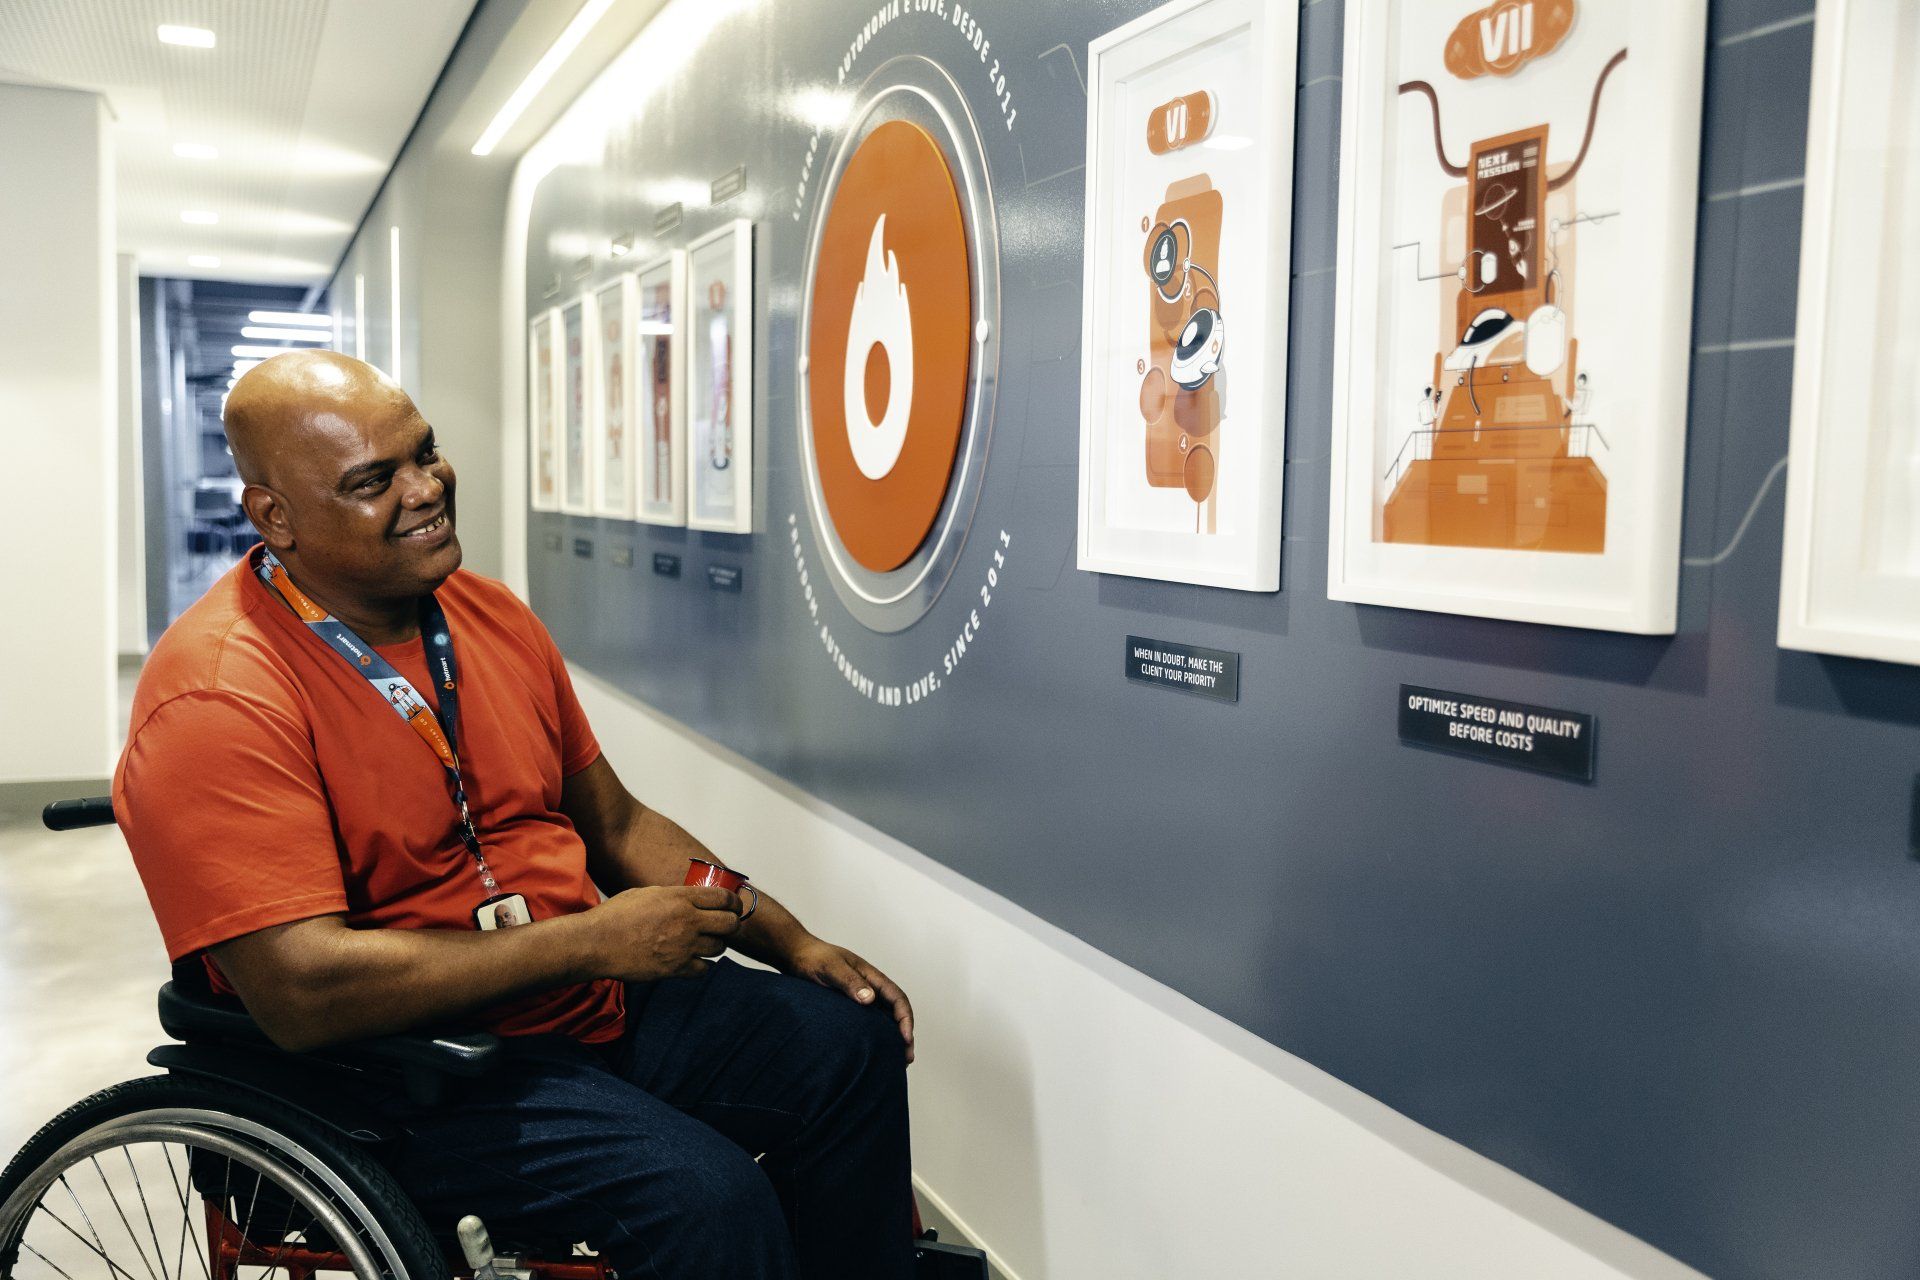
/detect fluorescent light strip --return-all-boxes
[232,344,298,359]
[470,0,616,157]
[390,226,402,382]
[241,325,332,342]
[180,209,218,225]
[157,24,215,48]
[186,254,220,269]
[249,310,332,327]
[172,141,218,160]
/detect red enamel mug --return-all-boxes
[683,858,759,921]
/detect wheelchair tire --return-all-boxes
[0,1074,447,1280]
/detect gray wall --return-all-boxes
[522,1,1916,1277]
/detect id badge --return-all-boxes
[474,893,531,931]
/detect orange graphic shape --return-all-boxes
[807,119,972,573]
[1444,0,1576,80]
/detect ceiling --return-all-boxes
[0,0,476,285]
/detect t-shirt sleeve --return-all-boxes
[524,606,602,776]
[114,690,350,960]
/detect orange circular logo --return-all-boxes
[807,120,972,573]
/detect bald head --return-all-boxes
[225,350,413,488]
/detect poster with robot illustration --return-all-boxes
[634,252,687,527]
[592,277,634,519]
[1327,0,1705,632]
[1076,0,1297,592]
[527,310,559,512]
[687,220,753,534]
[560,296,593,515]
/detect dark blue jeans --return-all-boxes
[382,959,914,1280]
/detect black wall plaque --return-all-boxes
[707,564,742,592]
[1399,685,1595,782]
[572,538,593,558]
[1124,636,1239,703]
[652,553,681,578]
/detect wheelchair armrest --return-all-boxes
[157,981,506,1080]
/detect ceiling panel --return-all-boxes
[0,0,475,284]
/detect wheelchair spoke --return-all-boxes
[249,1196,299,1280]
[157,1147,206,1280]
[121,1149,170,1280]
[21,1240,79,1280]
[86,1157,159,1280]
[31,1203,147,1280]
[55,1177,121,1280]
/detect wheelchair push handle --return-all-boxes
[43,796,116,831]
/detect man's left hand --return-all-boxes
[784,937,915,1065]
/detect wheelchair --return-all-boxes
[0,797,986,1280]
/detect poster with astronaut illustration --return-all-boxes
[560,296,593,516]
[634,253,687,527]
[1327,0,1705,632]
[1076,0,1297,592]
[592,277,634,519]
[687,220,753,534]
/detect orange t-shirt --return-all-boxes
[113,549,624,1043]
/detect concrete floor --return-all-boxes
[0,668,164,1158]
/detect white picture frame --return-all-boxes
[686,219,754,534]
[634,252,688,526]
[527,309,561,513]
[558,294,594,516]
[1778,0,1920,665]
[1076,0,1297,592]
[1327,0,1706,633]
[590,274,637,519]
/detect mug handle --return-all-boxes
[738,883,759,923]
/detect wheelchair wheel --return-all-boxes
[0,1075,446,1280]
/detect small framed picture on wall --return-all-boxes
[635,252,688,526]
[686,220,754,534]
[1076,0,1298,592]
[558,294,594,516]
[591,275,637,519]
[1326,0,1707,632]
[527,309,560,513]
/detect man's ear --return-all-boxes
[241,484,295,553]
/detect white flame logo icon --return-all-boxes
[843,214,914,480]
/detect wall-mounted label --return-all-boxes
[570,254,592,280]
[710,165,748,204]
[655,204,684,237]
[1399,684,1595,781]
[612,545,633,567]
[652,552,681,577]
[572,538,593,559]
[1125,635,1239,703]
[543,531,561,551]
[707,564,743,592]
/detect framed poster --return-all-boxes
[1779,0,1920,665]
[635,252,688,526]
[1076,0,1297,592]
[1327,0,1706,632]
[559,295,594,516]
[591,275,636,519]
[686,219,754,534]
[527,309,560,513]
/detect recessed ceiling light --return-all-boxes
[241,326,331,343]
[186,254,221,269]
[248,310,332,327]
[180,209,218,225]
[470,0,615,157]
[157,24,215,48]
[172,141,218,160]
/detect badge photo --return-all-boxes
[474,893,531,931]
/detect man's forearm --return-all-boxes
[215,912,602,1053]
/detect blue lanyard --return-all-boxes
[254,549,501,898]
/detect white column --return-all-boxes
[0,84,118,782]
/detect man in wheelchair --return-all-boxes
[102,350,918,1279]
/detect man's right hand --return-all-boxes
[585,885,744,982]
